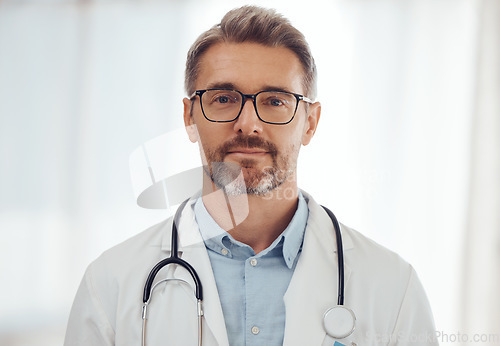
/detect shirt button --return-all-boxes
[251,326,260,335]
[221,248,229,256]
[250,258,258,266]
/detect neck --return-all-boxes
[201,174,299,254]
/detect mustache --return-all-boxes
[219,136,277,155]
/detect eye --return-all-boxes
[269,98,284,107]
[208,92,239,105]
[261,94,290,107]
[215,95,230,104]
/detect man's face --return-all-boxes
[183,42,319,195]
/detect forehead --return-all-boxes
[196,42,305,94]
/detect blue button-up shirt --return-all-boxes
[194,193,308,346]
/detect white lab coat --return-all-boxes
[64,191,438,346]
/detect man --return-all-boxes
[65,6,438,346]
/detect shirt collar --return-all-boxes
[194,192,308,269]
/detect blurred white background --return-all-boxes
[0,0,498,345]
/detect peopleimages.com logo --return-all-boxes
[365,330,500,344]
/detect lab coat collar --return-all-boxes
[160,190,354,252]
[301,190,354,252]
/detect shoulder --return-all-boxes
[302,190,412,274]
[81,217,173,306]
[300,191,437,343]
[72,218,173,330]
[342,223,411,272]
[341,226,436,342]
[339,223,428,321]
[303,190,416,292]
[89,218,172,281]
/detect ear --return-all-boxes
[301,101,321,146]
[183,97,198,143]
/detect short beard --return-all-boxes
[205,162,294,196]
[202,136,296,196]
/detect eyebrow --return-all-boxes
[205,82,294,94]
[206,82,237,90]
[260,85,293,93]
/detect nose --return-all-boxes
[233,98,263,135]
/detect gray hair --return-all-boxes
[185,6,317,99]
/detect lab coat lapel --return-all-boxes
[161,200,229,346]
[283,194,353,345]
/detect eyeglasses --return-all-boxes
[190,89,313,125]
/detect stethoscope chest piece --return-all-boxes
[323,305,356,339]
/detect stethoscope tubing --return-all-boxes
[142,198,203,303]
[142,198,204,346]
[321,205,345,306]
[141,199,350,345]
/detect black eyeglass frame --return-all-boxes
[189,89,313,125]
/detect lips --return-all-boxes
[227,148,268,155]
[217,136,277,160]
[228,148,267,154]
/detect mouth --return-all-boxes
[226,148,269,156]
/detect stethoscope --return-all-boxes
[141,199,356,345]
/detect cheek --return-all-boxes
[195,125,230,162]
[197,126,222,150]
[285,122,306,146]
[276,134,302,161]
